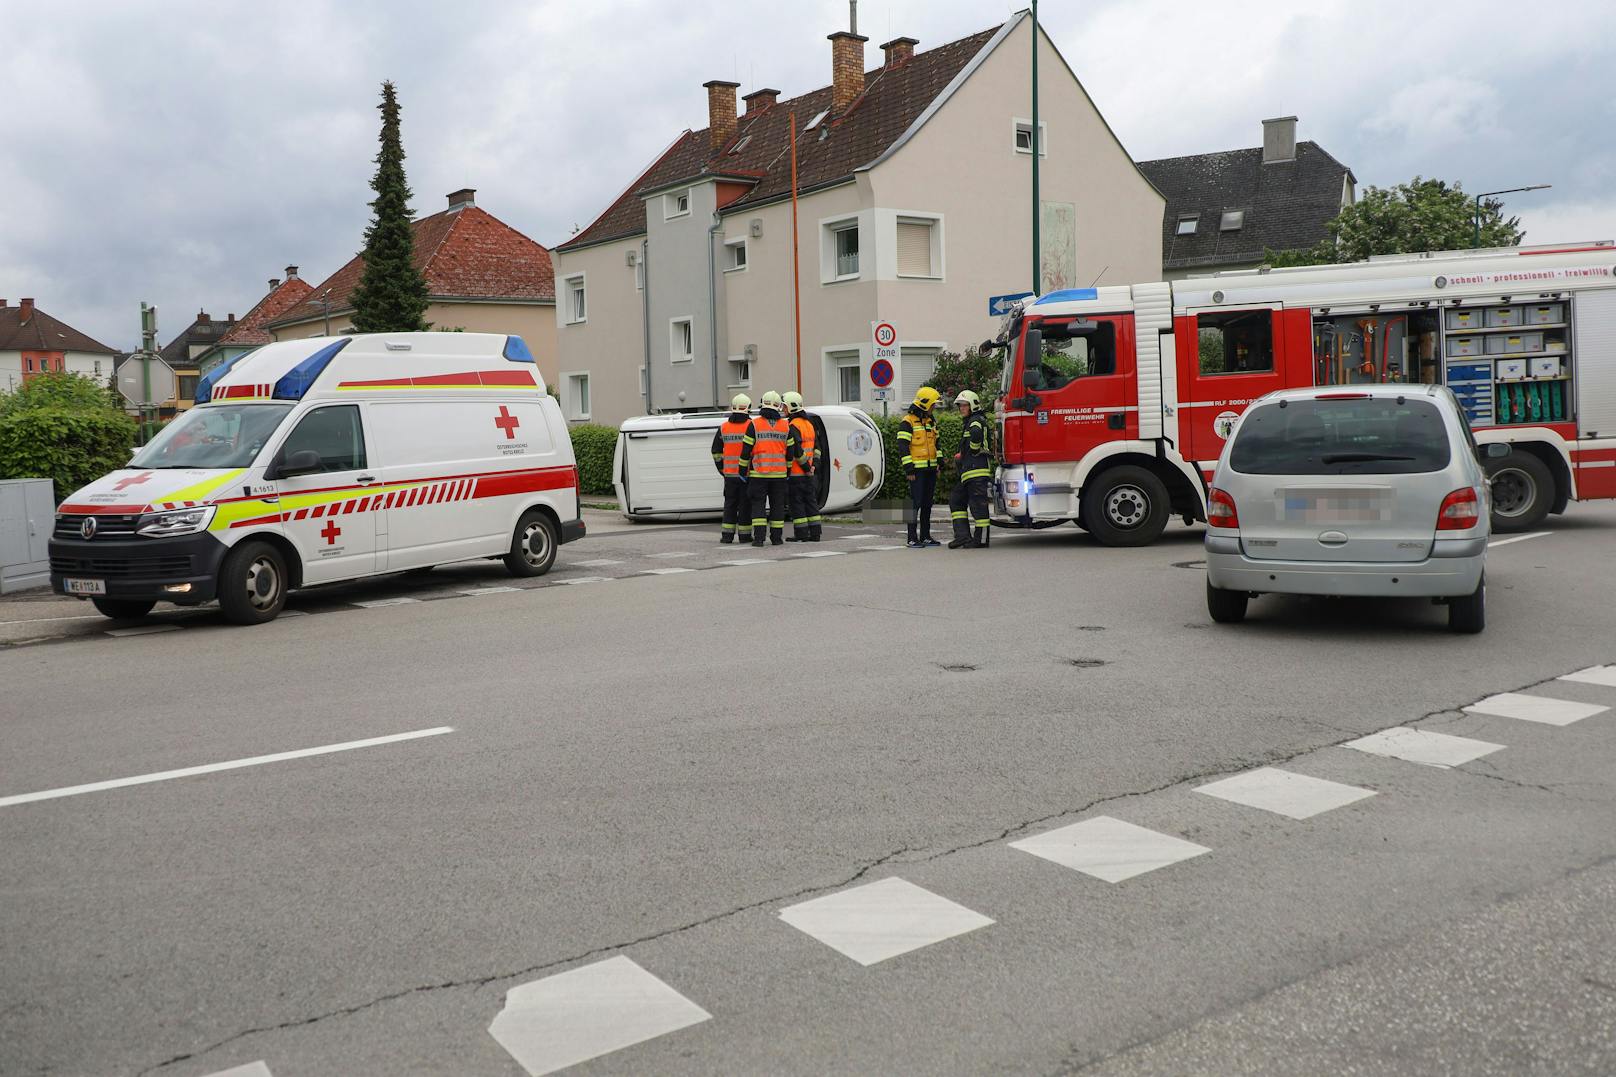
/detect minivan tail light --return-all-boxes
[1207,486,1240,529]
[1436,487,1480,530]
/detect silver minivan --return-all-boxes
[1205,385,1497,633]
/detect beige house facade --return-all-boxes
[554,13,1163,425]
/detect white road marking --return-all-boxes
[488,956,710,1076]
[1464,692,1608,726]
[778,877,993,966]
[1345,727,1505,769]
[460,586,522,596]
[719,559,770,566]
[1010,815,1210,883]
[1561,665,1616,688]
[647,551,696,559]
[354,597,420,608]
[1488,531,1552,547]
[0,727,454,809]
[857,545,908,551]
[641,567,695,575]
[838,533,879,539]
[556,576,611,585]
[573,559,624,567]
[202,1063,273,1077]
[792,551,846,558]
[1195,767,1376,820]
[0,613,106,626]
[104,624,182,637]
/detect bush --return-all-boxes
[568,423,618,496]
[0,370,123,417]
[0,407,140,500]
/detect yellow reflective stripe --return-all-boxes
[962,468,992,480]
[161,468,247,505]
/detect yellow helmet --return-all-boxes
[782,391,804,413]
[914,386,942,412]
[955,390,981,412]
[731,393,751,411]
[760,390,783,409]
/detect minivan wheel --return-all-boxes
[504,511,558,577]
[91,598,156,621]
[1206,579,1249,624]
[1082,465,1169,547]
[218,540,288,625]
[1448,573,1486,634]
[1485,452,1552,532]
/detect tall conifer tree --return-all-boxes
[349,81,430,333]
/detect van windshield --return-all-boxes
[1229,397,1451,475]
[130,403,295,470]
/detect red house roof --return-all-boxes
[0,299,115,354]
[218,277,315,346]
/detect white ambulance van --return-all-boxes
[49,332,582,624]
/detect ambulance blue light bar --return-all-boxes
[503,335,535,363]
[272,339,351,400]
[1032,288,1099,305]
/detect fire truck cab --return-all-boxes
[993,243,1616,545]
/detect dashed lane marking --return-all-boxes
[1010,815,1210,883]
[792,551,846,558]
[0,727,454,809]
[488,956,710,1076]
[572,559,624,567]
[555,576,612,586]
[104,624,182,637]
[353,597,420,608]
[778,877,994,967]
[647,551,698,559]
[1195,767,1376,820]
[640,567,696,576]
[1345,727,1505,769]
[202,1062,273,1077]
[857,544,908,551]
[460,586,522,596]
[1487,531,1552,548]
[718,559,770,566]
[1560,665,1616,688]
[1463,692,1609,726]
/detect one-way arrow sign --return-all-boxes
[988,291,1034,316]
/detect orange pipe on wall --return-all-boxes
[790,113,803,395]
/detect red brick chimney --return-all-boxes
[268,278,281,291]
[880,36,917,67]
[703,80,740,151]
[18,298,34,321]
[197,310,210,325]
[0,299,8,308]
[446,189,476,211]
[743,87,780,114]
[285,264,300,280]
[828,31,868,114]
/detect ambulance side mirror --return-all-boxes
[271,449,323,479]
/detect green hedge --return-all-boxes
[0,407,139,500]
[568,423,618,496]
[871,411,964,501]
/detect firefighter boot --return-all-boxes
[751,523,767,548]
[972,526,989,548]
[770,526,784,546]
[809,521,821,542]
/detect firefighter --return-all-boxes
[898,386,943,548]
[740,390,795,547]
[782,391,822,542]
[711,393,751,543]
[948,390,992,549]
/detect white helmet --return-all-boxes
[760,390,783,409]
[731,393,751,411]
[782,391,804,414]
[955,390,981,413]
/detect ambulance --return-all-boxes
[48,332,582,624]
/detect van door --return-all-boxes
[1176,307,1291,474]
[270,403,379,585]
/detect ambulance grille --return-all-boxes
[50,555,194,578]
[54,514,141,538]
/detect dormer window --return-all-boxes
[1220,209,1245,232]
[664,189,691,220]
[1176,214,1199,236]
[804,109,828,132]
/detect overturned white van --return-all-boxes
[613,407,883,521]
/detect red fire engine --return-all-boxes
[990,242,1616,545]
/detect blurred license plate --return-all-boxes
[64,578,107,595]
[1280,491,1391,523]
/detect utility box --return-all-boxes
[0,478,54,594]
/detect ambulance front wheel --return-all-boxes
[91,598,156,621]
[218,540,288,625]
[1082,465,1169,547]
[505,511,557,577]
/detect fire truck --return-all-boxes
[989,241,1616,545]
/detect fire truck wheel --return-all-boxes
[1082,465,1169,547]
[1484,452,1552,533]
[1206,579,1248,624]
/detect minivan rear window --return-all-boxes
[1229,397,1451,475]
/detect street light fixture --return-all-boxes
[1473,184,1551,249]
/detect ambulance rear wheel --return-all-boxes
[1083,465,1169,547]
[219,540,288,625]
[91,598,155,621]
[1485,452,1552,533]
[505,511,557,577]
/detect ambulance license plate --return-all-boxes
[64,578,107,596]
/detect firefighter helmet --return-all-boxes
[731,393,751,411]
[782,391,804,413]
[760,390,783,409]
[913,386,942,412]
[955,390,981,413]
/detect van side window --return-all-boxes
[1025,321,1117,391]
[281,405,366,473]
[1198,310,1274,375]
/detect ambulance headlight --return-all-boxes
[137,506,216,537]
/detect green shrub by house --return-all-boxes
[0,407,139,500]
[567,424,618,496]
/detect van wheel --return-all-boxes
[91,598,156,621]
[1206,580,1249,624]
[505,512,557,577]
[1083,465,1169,547]
[1448,573,1486,634]
[218,540,288,625]
[1485,452,1552,532]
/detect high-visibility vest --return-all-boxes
[747,415,790,477]
[789,416,816,476]
[900,412,938,466]
[719,417,749,477]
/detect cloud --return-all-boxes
[1364,78,1501,147]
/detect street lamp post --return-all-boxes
[1473,184,1551,248]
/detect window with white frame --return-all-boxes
[900,346,939,398]
[822,219,860,281]
[830,351,861,403]
[664,189,691,219]
[562,371,591,420]
[896,216,941,278]
[563,274,586,324]
[723,236,748,272]
[94,359,103,376]
[1013,119,1049,156]
[728,355,751,386]
[670,317,694,362]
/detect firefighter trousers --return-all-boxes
[720,476,748,542]
[950,476,991,545]
[788,474,820,540]
[749,476,787,544]
[905,467,938,542]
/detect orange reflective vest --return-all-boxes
[789,416,817,476]
[745,415,790,478]
[718,417,749,477]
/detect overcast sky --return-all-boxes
[5,0,1614,351]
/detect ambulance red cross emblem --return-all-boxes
[114,472,153,492]
[494,406,521,440]
[320,519,342,545]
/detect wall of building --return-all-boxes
[1,350,112,391]
[552,235,647,425]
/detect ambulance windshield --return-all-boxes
[131,403,295,470]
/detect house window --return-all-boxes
[728,134,752,155]
[833,222,859,278]
[178,374,199,400]
[896,216,940,278]
[562,371,591,420]
[94,360,103,376]
[1220,209,1245,232]
[829,351,861,403]
[670,317,694,363]
[564,274,586,324]
[728,356,751,387]
[665,189,691,219]
[804,110,828,132]
[900,347,939,398]
[1176,214,1199,236]
[724,237,748,272]
[1013,119,1049,156]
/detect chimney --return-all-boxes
[19,298,35,320]
[743,87,780,114]
[268,278,281,291]
[828,31,869,114]
[447,188,476,211]
[0,299,7,308]
[284,264,299,280]
[703,80,740,150]
[1262,116,1298,164]
[880,36,917,67]
[197,309,210,324]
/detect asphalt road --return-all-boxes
[3,505,1615,1076]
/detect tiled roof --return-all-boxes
[0,302,115,354]
[271,205,555,328]
[217,277,315,346]
[558,25,1002,251]
[1137,141,1355,271]
[160,313,237,369]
